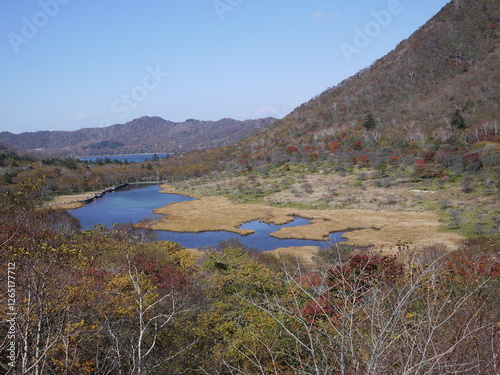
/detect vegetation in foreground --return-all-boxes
[0,181,498,374]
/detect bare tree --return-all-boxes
[101,256,192,375]
[249,249,498,374]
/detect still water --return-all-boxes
[80,153,170,163]
[70,185,345,251]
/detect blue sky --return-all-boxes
[0,0,450,133]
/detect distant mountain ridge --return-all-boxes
[0,117,276,156]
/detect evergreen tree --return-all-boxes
[363,113,377,130]
[451,109,467,129]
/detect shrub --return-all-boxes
[353,141,363,151]
[356,154,371,168]
[413,160,443,178]
[325,141,341,153]
[462,152,483,172]
[461,177,474,193]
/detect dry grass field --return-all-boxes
[139,188,463,250]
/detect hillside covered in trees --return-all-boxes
[218,0,499,171]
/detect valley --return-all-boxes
[1,0,499,373]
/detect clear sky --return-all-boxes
[0,0,450,134]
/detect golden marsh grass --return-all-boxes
[139,188,463,250]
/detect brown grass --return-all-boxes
[138,194,463,250]
[267,246,319,266]
[265,173,421,210]
[144,196,294,235]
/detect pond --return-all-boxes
[70,184,345,251]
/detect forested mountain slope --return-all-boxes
[222,0,499,168]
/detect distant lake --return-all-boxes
[70,184,345,251]
[80,153,171,163]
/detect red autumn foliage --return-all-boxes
[301,295,339,325]
[154,264,191,293]
[387,155,400,165]
[423,150,436,163]
[86,268,109,279]
[462,152,483,172]
[356,154,370,167]
[325,141,341,152]
[131,253,191,293]
[328,254,404,300]
[444,249,500,284]
[352,141,363,151]
[414,160,443,178]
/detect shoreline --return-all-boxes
[46,183,129,210]
[46,192,98,210]
[48,184,464,262]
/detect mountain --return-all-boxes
[0,117,276,156]
[220,0,499,167]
